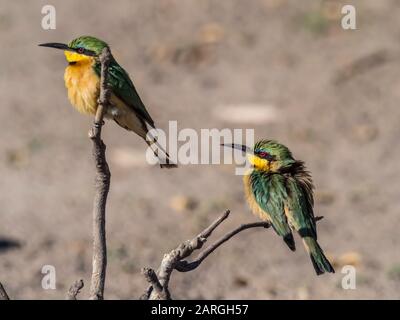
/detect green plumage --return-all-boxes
[66,36,176,168]
[69,36,108,55]
[93,59,155,127]
[69,36,155,128]
[250,171,295,250]
[248,140,334,275]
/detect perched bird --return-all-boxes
[39,36,176,168]
[224,140,334,275]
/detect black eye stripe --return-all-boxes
[74,47,97,56]
[257,151,274,160]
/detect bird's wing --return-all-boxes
[94,59,155,127]
[284,177,317,239]
[251,173,292,239]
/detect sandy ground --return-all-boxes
[1,0,400,299]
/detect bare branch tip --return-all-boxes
[66,279,84,300]
[141,267,163,295]
[0,282,10,300]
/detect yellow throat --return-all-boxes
[247,154,279,172]
[63,51,99,115]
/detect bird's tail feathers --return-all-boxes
[146,137,177,169]
[283,233,296,251]
[302,237,334,275]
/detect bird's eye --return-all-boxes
[77,47,85,54]
[258,151,268,158]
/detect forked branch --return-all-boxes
[141,210,270,300]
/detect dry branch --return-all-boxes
[0,282,10,300]
[66,279,84,300]
[141,267,166,300]
[175,221,270,272]
[88,46,112,300]
[141,210,270,300]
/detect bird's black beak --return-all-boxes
[38,42,72,51]
[38,42,97,57]
[221,143,252,154]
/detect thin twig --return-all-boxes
[197,209,230,238]
[88,46,112,300]
[0,282,10,300]
[66,279,84,300]
[175,221,270,272]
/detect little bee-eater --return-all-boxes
[224,140,334,275]
[39,36,176,168]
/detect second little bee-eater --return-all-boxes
[39,36,176,168]
[224,140,334,275]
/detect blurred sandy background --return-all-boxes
[1,0,400,299]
